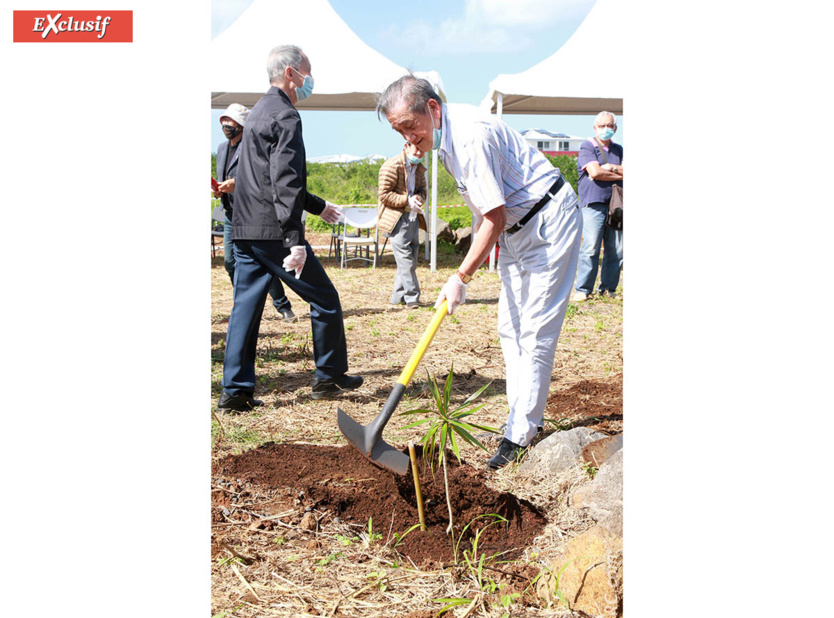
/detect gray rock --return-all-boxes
[575,449,623,536]
[453,226,472,253]
[519,427,606,476]
[418,217,452,245]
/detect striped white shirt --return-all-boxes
[438,103,562,229]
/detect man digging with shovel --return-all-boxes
[376,75,582,469]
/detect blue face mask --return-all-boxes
[427,102,441,150]
[596,127,615,141]
[292,69,314,102]
[407,154,423,165]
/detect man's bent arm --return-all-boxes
[458,206,505,277]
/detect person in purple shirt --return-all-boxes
[573,111,624,301]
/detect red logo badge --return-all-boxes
[13,11,133,42]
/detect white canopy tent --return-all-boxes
[479,0,623,270]
[211,0,447,269]
[481,0,624,117]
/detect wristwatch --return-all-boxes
[457,270,472,284]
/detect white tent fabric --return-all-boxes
[482,0,623,116]
[211,0,444,110]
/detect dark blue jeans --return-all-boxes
[224,215,291,312]
[221,239,348,395]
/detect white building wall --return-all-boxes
[524,136,585,152]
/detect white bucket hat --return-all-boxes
[219,103,250,126]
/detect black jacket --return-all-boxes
[232,86,326,246]
[215,138,240,216]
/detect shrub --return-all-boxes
[210,155,576,232]
[544,154,579,194]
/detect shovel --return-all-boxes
[337,300,448,475]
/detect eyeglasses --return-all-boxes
[595,123,616,129]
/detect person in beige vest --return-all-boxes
[377,142,428,307]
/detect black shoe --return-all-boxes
[487,438,528,470]
[218,391,264,411]
[279,308,297,322]
[406,301,420,309]
[310,374,364,400]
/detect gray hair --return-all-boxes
[594,111,617,126]
[267,45,304,84]
[376,74,442,121]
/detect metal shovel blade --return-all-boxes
[336,302,447,476]
[337,406,410,475]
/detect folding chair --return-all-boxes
[328,222,344,262]
[340,207,379,269]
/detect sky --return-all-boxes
[210,0,616,158]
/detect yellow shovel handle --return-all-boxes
[398,300,448,387]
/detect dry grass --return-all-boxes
[211,234,622,617]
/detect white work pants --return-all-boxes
[497,188,582,446]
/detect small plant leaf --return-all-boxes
[432,597,472,616]
[402,418,433,429]
[448,426,462,461]
[449,423,491,453]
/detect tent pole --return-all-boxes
[430,148,438,272]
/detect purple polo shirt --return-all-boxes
[577,138,623,206]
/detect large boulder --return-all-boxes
[452,226,472,253]
[536,525,623,617]
[519,427,606,477]
[418,218,453,245]
[573,448,623,536]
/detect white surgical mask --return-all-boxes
[595,126,615,141]
[291,68,314,102]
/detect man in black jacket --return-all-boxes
[214,103,297,322]
[218,45,363,411]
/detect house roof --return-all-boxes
[522,129,575,139]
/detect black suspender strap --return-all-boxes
[506,176,564,235]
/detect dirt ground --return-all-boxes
[211,233,622,617]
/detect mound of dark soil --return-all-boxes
[544,373,623,435]
[213,442,546,566]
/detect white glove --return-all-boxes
[408,196,424,222]
[320,201,343,224]
[282,245,307,279]
[434,273,468,315]
[408,195,424,214]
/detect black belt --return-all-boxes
[505,176,565,235]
